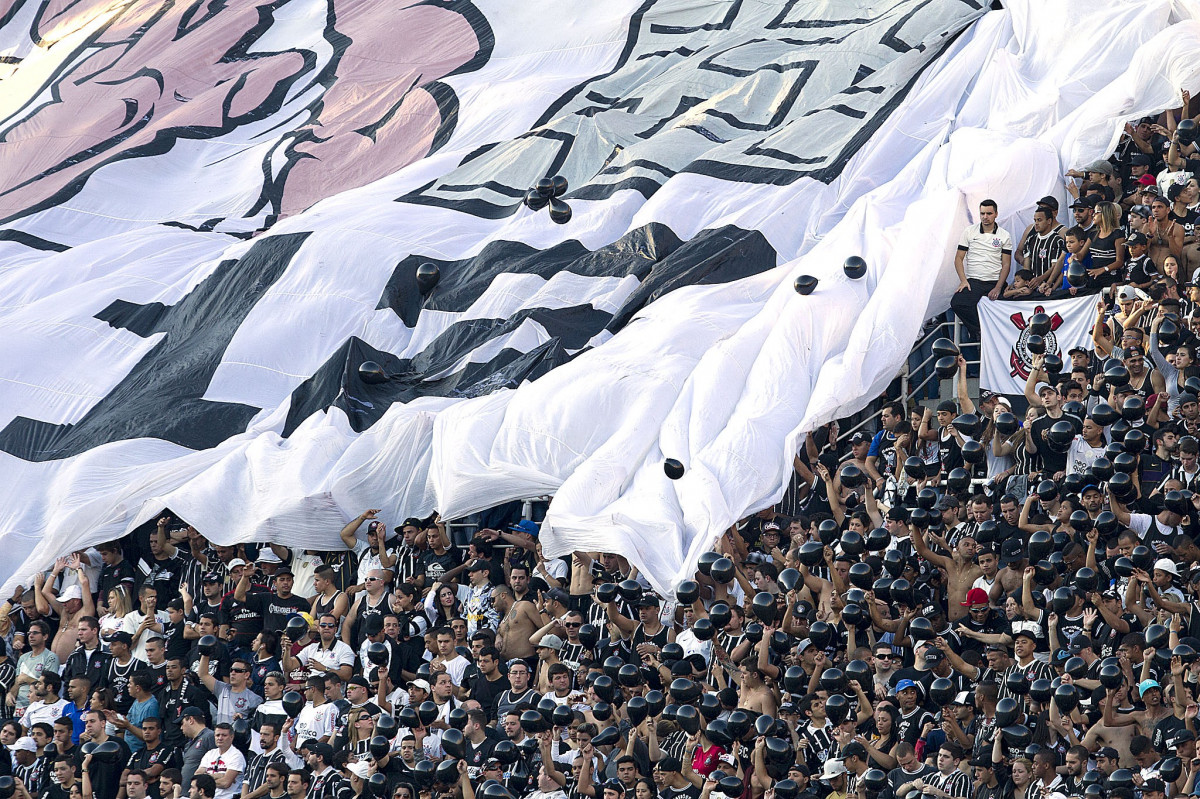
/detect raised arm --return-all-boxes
[339,510,378,550]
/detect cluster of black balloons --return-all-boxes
[523,176,572,224]
[793,256,868,296]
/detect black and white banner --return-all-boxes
[978,295,1099,396]
[0,0,1197,592]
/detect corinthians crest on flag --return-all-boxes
[1009,307,1064,379]
[978,295,1100,396]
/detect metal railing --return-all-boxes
[830,315,979,449]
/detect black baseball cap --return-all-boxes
[1000,538,1025,566]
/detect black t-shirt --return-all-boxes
[1031,414,1068,474]
[1152,713,1186,753]
[138,553,190,605]
[660,786,701,799]
[106,657,146,713]
[938,428,964,472]
[1090,229,1125,276]
[98,561,138,602]
[142,661,169,695]
[248,592,310,633]
[897,706,935,745]
[468,672,511,721]
[87,737,132,799]
[127,743,181,798]
[420,549,461,584]
[219,594,263,649]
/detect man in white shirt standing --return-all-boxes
[950,199,1014,336]
[197,723,245,799]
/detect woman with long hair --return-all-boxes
[1165,253,1183,282]
[99,587,132,641]
[1088,202,1126,287]
[424,583,464,628]
[1005,757,1036,799]
[634,779,657,799]
[332,708,375,762]
[861,703,900,769]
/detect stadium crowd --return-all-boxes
[11,93,1200,799]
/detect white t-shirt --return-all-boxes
[1066,436,1106,476]
[198,745,245,799]
[294,701,339,746]
[286,550,324,602]
[958,223,1014,281]
[297,641,356,677]
[22,698,68,729]
[121,609,170,662]
[354,540,398,584]
[440,654,470,686]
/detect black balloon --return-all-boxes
[664,458,685,480]
[548,198,572,225]
[794,275,818,295]
[843,256,867,279]
[359,361,387,385]
[415,262,440,293]
[1066,261,1087,288]
[441,728,466,759]
[282,691,304,719]
[524,188,549,211]
[932,337,960,358]
[935,356,959,379]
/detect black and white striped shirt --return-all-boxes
[392,545,422,585]
[933,769,972,799]
[1162,463,1200,491]
[244,748,289,794]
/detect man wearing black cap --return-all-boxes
[1070,195,1098,245]
[606,593,670,662]
[234,569,309,640]
[1015,201,1067,293]
[179,707,215,790]
[1010,622,1054,683]
[303,742,343,799]
[102,631,144,714]
[651,757,698,799]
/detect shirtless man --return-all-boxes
[736,658,778,717]
[493,586,540,661]
[1102,671,1172,737]
[36,556,96,662]
[1081,686,1140,765]
[989,539,1026,604]
[912,526,981,623]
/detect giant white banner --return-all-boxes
[2,0,1200,594]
